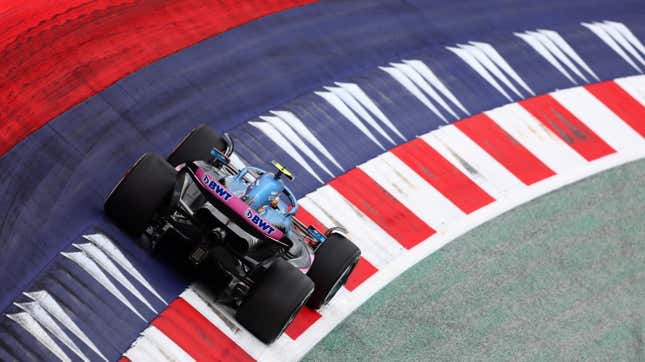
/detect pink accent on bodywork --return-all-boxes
[299,254,315,273]
[195,167,285,240]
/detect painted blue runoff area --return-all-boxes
[0,0,643,359]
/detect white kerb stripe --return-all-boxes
[359,153,465,232]
[614,75,645,106]
[421,126,525,199]
[486,103,587,174]
[550,87,645,154]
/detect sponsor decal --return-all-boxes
[202,174,232,201]
[246,209,276,235]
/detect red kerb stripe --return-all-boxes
[285,307,322,340]
[585,81,645,138]
[345,257,379,291]
[520,94,616,161]
[330,168,435,249]
[152,298,254,361]
[391,138,495,214]
[455,114,556,185]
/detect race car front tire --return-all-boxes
[104,153,177,235]
[236,259,314,344]
[168,124,227,166]
[306,233,361,309]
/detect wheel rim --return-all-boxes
[321,257,359,306]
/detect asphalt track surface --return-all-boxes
[305,158,645,361]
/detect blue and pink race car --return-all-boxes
[104,125,361,343]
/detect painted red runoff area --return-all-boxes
[0,0,315,157]
[391,138,495,214]
[520,94,616,161]
[585,81,645,138]
[151,298,253,362]
[330,168,435,249]
[455,114,556,185]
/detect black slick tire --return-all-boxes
[104,153,177,235]
[236,259,314,344]
[306,233,361,309]
[168,124,227,166]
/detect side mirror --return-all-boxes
[210,148,230,165]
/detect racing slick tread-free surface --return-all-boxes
[306,234,361,309]
[236,259,315,344]
[104,153,177,235]
[167,125,228,167]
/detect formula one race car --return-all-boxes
[104,125,361,343]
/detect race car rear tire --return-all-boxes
[104,153,177,235]
[306,233,361,309]
[236,259,314,344]
[168,124,227,166]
